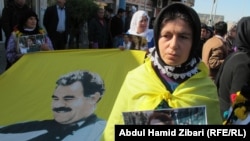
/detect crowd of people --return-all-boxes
[196,14,250,124]
[0,0,250,140]
[0,0,157,70]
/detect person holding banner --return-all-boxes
[1,0,32,70]
[6,10,53,68]
[103,3,222,141]
[0,70,106,141]
[127,10,154,50]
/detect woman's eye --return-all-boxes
[161,34,171,39]
[180,35,188,39]
[180,35,191,39]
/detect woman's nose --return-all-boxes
[169,36,178,49]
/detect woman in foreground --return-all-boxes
[103,3,222,141]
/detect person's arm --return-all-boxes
[88,19,99,48]
[208,46,226,69]
[1,7,12,38]
[43,8,50,32]
[40,36,54,51]
[6,34,22,64]
[218,54,250,116]
[88,19,95,43]
[230,60,250,94]
[201,42,211,69]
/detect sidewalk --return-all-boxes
[0,42,6,74]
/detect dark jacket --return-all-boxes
[215,16,250,118]
[1,2,31,42]
[0,114,103,141]
[110,15,124,38]
[43,5,70,44]
[88,17,109,48]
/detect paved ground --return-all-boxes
[0,42,7,74]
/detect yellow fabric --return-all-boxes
[0,49,146,126]
[103,58,222,141]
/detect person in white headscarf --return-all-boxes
[127,10,154,50]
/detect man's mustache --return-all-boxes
[53,107,72,112]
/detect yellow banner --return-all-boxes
[0,49,146,126]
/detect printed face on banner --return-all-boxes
[0,49,147,141]
[0,70,107,141]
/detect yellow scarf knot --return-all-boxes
[162,92,171,101]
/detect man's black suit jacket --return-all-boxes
[43,5,71,44]
[0,114,100,141]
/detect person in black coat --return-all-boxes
[215,16,250,120]
[110,8,125,48]
[43,0,71,50]
[88,8,109,49]
[1,0,32,70]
